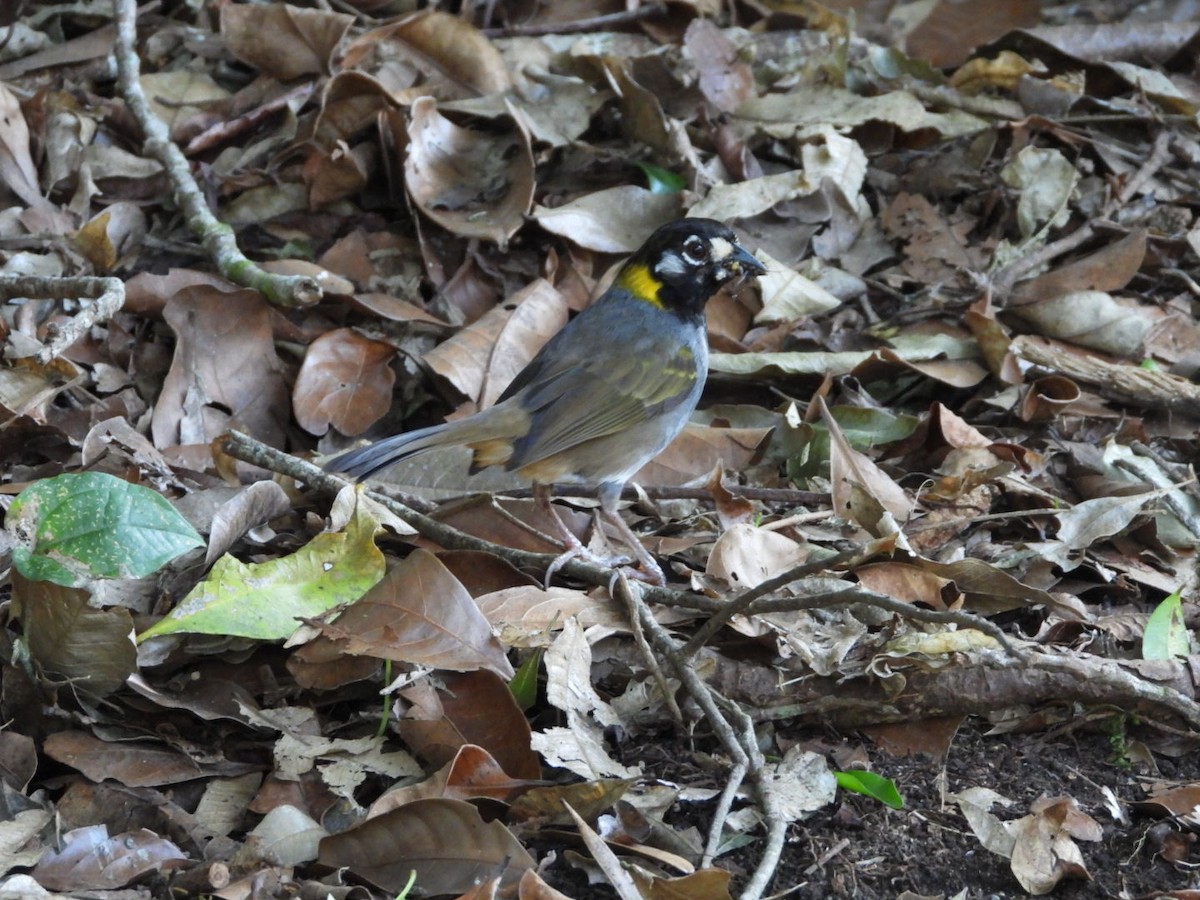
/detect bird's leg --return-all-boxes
[598,483,666,586]
[534,483,667,586]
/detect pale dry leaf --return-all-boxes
[1009,290,1158,358]
[706,524,808,590]
[533,186,681,253]
[761,748,837,822]
[1000,146,1078,240]
[405,96,533,248]
[754,248,842,324]
[821,398,913,529]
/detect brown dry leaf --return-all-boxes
[368,744,535,815]
[423,279,565,407]
[476,584,628,647]
[1009,289,1160,359]
[632,865,734,900]
[862,716,963,760]
[220,3,353,80]
[317,798,534,894]
[951,51,1043,95]
[432,496,583,551]
[880,192,985,285]
[310,71,398,151]
[151,284,290,450]
[292,328,396,437]
[1133,784,1200,824]
[875,346,990,389]
[405,97,533,248]
[44,731,258,787]
[635,423,772,489]
[0,356,79,419]
[10,571,135,699]
[518,868,577,900]
[561,802,643,900]
[31,825,187,891]
[509,779,635,827]
[340,10,511,102]
[601,57,695,165]
[74,203,146,272]
[684,19,754,114]
[906,0,1041,68]
[304,140,376,208]
[204,480,293,565]
[405,669,541,779]
[307,549,513,679]
[0,83,70,232]
[914,557,1083,619]
[480,280,569,408]
[139,70,231,134]
[820,397,912,532]
[0,731,37,791]
[855,562,953,610]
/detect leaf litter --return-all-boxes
[1,0,1200,898]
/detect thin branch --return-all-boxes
[0,274,123,363]
[111,0,321,308]
[610,576,786,900]
[483,3,667,37]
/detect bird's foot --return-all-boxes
[542,518,664,587]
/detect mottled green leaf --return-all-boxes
[9,472,203,587]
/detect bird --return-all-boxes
[324,217,766,584]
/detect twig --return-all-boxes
[232,430,831,604]
[1116,129,1172,206]
[482,3,667,37]
[991,223,1094,294]
[680,541,899,658]
[224,430,600,581]
[609,576,786,900]
[612,572,683,726]
[0,274,123,363]
[701,757,746,868]
[1010,334,1200,413]
[1025,652,1200,729]
[111,0,321,308]
[743,586,1020,655]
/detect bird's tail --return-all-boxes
[323,409,523,481]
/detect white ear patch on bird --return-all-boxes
[654,250,688,276]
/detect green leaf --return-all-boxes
[834,770,904,809]
[829,406,919,449]
[786,406,918,484]
[509,647,542,711]
[9,472,204,587]
[1143,592,1192,660]
[636,162,685,195]
[138,494,385,642]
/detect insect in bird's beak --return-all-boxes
[720,244,767,285]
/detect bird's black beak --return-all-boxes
[731,244,767,277]
[724,243,763,282]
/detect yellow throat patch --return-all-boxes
[615,262,663,308]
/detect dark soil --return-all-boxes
[545,720,1198,899]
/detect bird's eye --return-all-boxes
[682,236,710,264]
